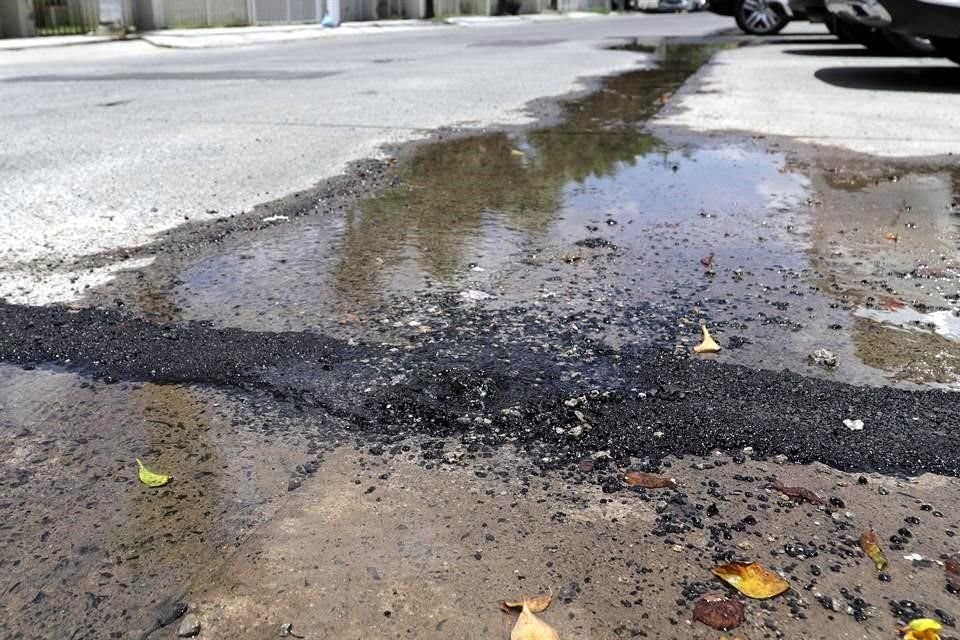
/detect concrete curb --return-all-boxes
[1,12,637,51]
[140,21,444,49]
[0,34,119,51]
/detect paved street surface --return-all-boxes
[0,13,725,304]
[1,12,960,640]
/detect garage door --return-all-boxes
[251,0,321,23]
[162,0,249,27]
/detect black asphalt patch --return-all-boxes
[1,301,956,478]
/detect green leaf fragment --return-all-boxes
[136,458,171,487]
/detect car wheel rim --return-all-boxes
[741,0,779,31]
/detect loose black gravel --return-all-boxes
[1,301,957,478]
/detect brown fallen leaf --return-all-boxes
[946,553,960,592]
[859,530,888,571]
[883,296,907,311]
[771,479,826,505]
[693,592,745,630]
[885,232,899,242]
[700,254,714,268]
[624,471,675,489]
[502,594,558,640]
[711,562,789,599]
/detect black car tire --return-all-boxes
[826,16,853,43]
[931,37,960,64]
[882,31,937,56]
[734,0,789,35]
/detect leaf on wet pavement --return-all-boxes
[136,458,171,487]
[501,594,559,640]
[711,562,789,599]
[623,471,674,488]
[503,593,552,614]
[693,325,721,354]
[692,592,745,630]
[771,479,826,505]
[901,618,942,640]
[858,530,888,571]
[883,297,907,310]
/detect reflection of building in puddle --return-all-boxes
[807,165,960,386]
[329,43,729,307]
[332,129,659,304]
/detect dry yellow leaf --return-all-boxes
[693,325,721,354]
[902,618,942,640]
[859,530,888,571]
[504,593,552,614]
[711,562,789,599]
[502,594,558,640]
[512,604,559,640]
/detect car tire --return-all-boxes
[734,0,789,35]
[931,37,960,64]
[835,19,935,56]
[825,16,853,43]
[882,31,937,56]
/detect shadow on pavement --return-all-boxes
[784,46,907,57]
[814,65,960,92]
[764,36,839,46]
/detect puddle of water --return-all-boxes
[164,43,812,334]
[855,306,960,341]
[0,365,312,639]
[100,42,960,390]
[805,165,960,386]
[158,44,858,382]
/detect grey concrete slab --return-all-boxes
[654,38,960,157]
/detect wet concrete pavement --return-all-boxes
[0,366,321,639]
[191,447,960,640]
[1,32,959,640]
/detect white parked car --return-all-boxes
[658,0,707,11]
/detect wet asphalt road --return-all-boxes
[1,26,960,640]
[0,12,728,304]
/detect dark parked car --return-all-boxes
[709,0,830,35]
[826,0,960,62]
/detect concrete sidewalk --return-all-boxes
[140,18,442,49]
[0,11,635,51]
[0,33,117,51]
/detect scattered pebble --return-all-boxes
[843,419,864,431]
[177,613,200,638]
